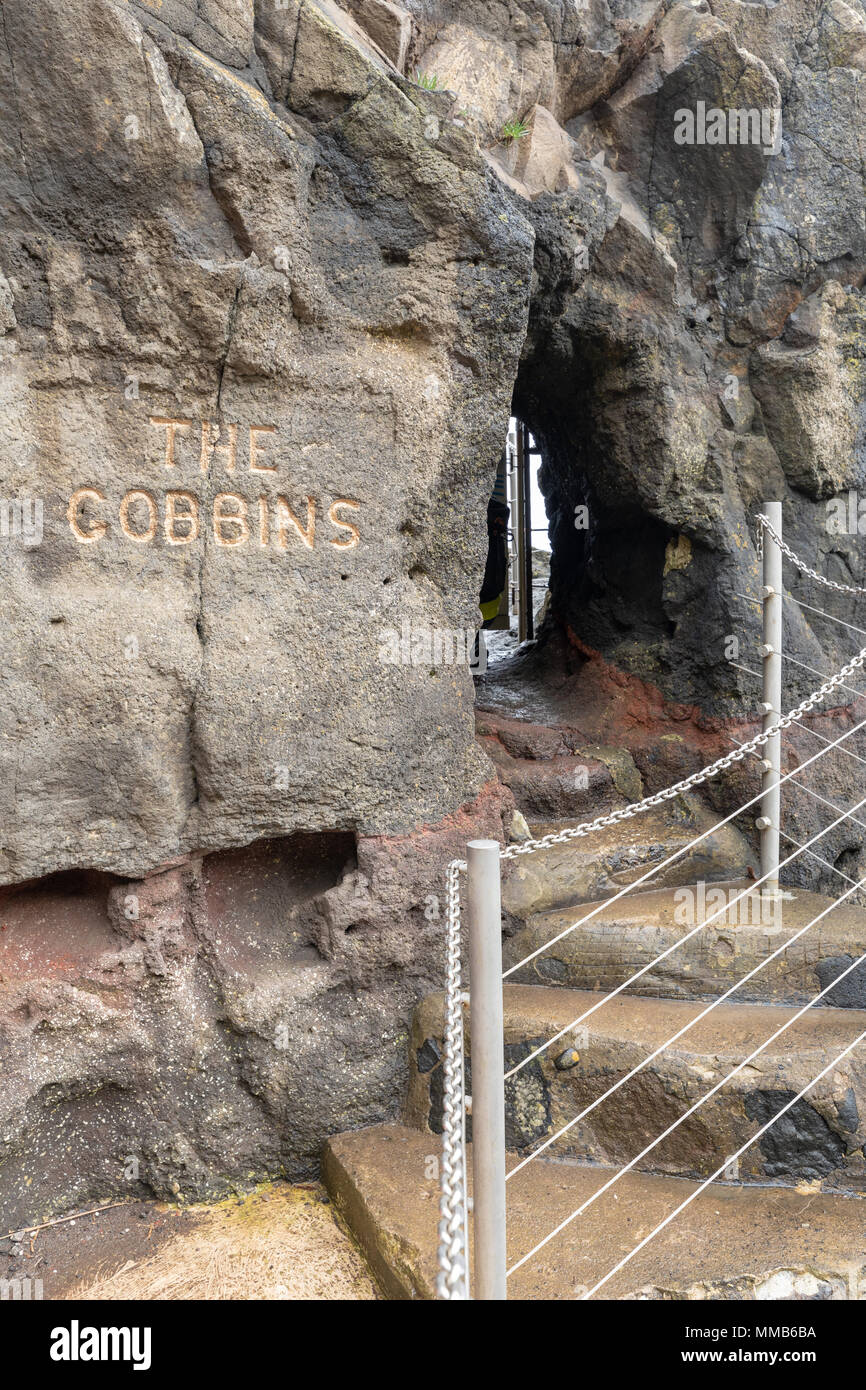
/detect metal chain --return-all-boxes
[502,520,866,862]
[757,512,866,596]
[502,647,866,861]
[437,515,866,1297]
[436,857,469,1299]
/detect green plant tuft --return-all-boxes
[501,117,530,142]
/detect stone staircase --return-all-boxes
[323,801,866,1299]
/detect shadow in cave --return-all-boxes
[474,413,680,731]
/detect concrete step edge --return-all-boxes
[324,1124,866,1301]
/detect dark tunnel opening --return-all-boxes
[473,259,762,725]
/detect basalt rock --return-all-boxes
[0,0,532,887]
[0,783,513,1229]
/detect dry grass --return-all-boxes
[64,1184,379,1301]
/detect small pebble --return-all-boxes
[554,1048,580,1070]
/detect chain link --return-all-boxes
[436,857,469,1299]
[502,645,866,860]
[757,512,866,596]
[501,523,866,861]
[437,515,866,1296]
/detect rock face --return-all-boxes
[0,0,531,885]
[507,0,866,715]
[0,0,864,1223]
[0,0,531,1223]
[0,786,513,1229]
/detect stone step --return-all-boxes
[407,986,866,1191]
[503,881,866,1005]
[476,712,642,822]
[501,794,755,922]
[323,1124,866,1300]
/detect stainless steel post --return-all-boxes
[759,501,783,894]
[466,839,507,1300]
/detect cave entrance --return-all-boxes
[475,385,679,727]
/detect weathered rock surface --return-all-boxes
[0,783,512,1229]
[500,795,755,922]
[0,0,532,886]
[503,881,866,1005]
[3,0,861,885]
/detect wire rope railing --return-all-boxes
[507,925,866,1281]
[503,839,866,1181]
[581,1028,866,1299]
[437,503,866,1300]
[502,721,866,1079]
[502,708,866,986]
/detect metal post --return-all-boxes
[466,839,507,1300]
[522,428,535,642]
[759,501,783,895]
[515,426,528,643]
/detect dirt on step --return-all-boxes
[2,1183,380,1301]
